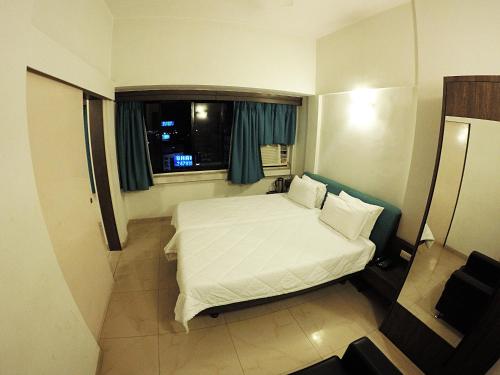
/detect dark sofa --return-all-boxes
[435,250,500,334]
[290,336,402,375]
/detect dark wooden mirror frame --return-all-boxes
[380,76,500,375]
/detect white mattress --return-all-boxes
[171,193,319,231]
[167,211,375,330]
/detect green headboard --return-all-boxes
[304,172,401,259]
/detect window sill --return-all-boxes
[152,166,291,185]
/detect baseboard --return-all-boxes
[128,216,171,224]
[120,232,128,249]
[95,348,103,375]
[96,277,114,344]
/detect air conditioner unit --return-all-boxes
[260,144,289,167]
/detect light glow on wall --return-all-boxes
[457,127,469,144]
[349,88,377,127]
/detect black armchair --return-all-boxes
[291,337,402,375]
[435,251,500,334]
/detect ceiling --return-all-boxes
[105,0,409,39]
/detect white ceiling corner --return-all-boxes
[105,0,410,39]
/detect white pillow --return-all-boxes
[302,175,328,208]
[339,191,384,239]
[320,193,370,240]
[287,176,317,209]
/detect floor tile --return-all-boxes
[113,257,159,292]
[101,290,158,338]
[221,284,335,324]
[99,336,159,375]
[289,290,368,358]
[159,325,243,375]
[128,220,162,238]
[158,256,177,291]
[121,236,161,261]
[158,289,226,334]
[224,300,288,324]
[367,330,424,375]
[228,309,320,375]
[336,283,386,333]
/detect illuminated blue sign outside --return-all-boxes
[174,155,193,168]
[161,132,170,141]
[161,120,174,127]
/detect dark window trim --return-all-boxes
[115,89,303,106]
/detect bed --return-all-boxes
[171,192,320,231]
[164,173,401,330]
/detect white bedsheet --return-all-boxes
[171,193,319,230]
[167,212,375,330]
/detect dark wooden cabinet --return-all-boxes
[361,258,408,303]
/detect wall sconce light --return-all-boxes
[349,88,377,126]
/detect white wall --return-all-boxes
[398,0,500,243]
[31,0,113,78]
[0,1,114,374]
[307,3,416,215]
[316,3,415,94]
[317,87,416,207]
[112,17,316,94]
[28,0,114,98]
[125,176,281,219]
[446,119,500,259]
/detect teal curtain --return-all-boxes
[229,102,264,184]
[116,102,154,191]
[257,103,297,145]
[229,102,297,184]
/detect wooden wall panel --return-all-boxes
[445,78,500,121]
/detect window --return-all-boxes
[144,101,233,174]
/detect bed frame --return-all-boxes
[198,173,402,318]
[202,273,358,317]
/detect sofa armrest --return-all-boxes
[342,337,402,375]
[464,251,500,287]
[450,269,495,301]
[435,269,494,335]
[290,356,346,375]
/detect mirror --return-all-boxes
[398,116,500,347]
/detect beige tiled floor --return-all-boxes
[399,243,465,347]
[99,218,423,375]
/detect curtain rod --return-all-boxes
[115,90,302,106]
